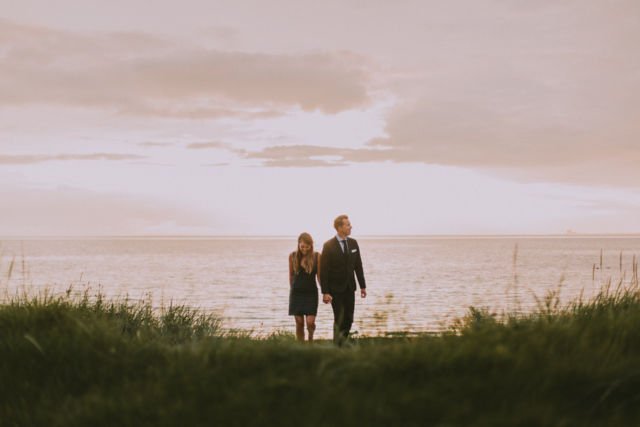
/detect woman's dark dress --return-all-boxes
[288,253,319,316]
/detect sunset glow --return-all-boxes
[2,1,639,236]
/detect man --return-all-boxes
[320,214,367,345]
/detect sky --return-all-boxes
[1,0,639,237]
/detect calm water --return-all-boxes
[1,237,639,338]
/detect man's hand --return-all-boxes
[360,289,367,298]
[322,293,332,304]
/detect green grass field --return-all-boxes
[2,282,640,426]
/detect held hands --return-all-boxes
[322,291,366,303]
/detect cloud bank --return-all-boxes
[0,153,145,164]
[0,20,373,117]
[234,0,640,186]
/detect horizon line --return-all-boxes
[3,232,640,240]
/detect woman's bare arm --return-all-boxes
[289,253,294,287]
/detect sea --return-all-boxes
[1,236,639,338]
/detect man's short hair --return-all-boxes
[334,214,349,231]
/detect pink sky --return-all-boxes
[1,0,639,236]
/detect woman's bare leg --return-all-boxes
[294,315,305,341]
[305,315,316,342]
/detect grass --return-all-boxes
[2,281,640,426]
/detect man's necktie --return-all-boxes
[341,239,348,253]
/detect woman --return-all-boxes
[288,232,320,342]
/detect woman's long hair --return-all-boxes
[292,232,315,274]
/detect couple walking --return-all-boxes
[288,214,367,344]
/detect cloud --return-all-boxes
[362,85,640,185]
[186,142,228,150]
[197,25,239,43]
[0,153,145,165]
[253,158,343,168]
[118,103,283,120]
[0,20,373,116]
[0,19,174,65]
[138,142,173,148]
[354,1,640,186]
[201,162,230,167]
[199,0,637,185]
[241,144,396,167]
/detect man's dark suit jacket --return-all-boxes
[320,237,366,294]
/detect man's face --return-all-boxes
[338,219,352,237]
